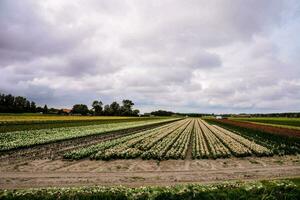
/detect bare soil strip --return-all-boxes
[0,155,299,189]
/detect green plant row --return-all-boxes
[0,118,177,151]
[0,180,299,200]
[233,117,300,128]
[0,118,168,133]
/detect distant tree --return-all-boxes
[72,104,89,115]
[151,110,174,116]
[120,99,134,116]
[30,101,36,112]
[36,106,43,113]
[0,93,40,113]
[103,105,111,116]
[43,105,48,114]
[110,101,120,116]
[132,109,140,116]
[15,96,26,112]
[92,100,103,116]
[25,100,31,112]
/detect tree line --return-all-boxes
[0,93,37,113]
[72,100,139,116]
[0,93,140,116]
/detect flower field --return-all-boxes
[0,118,177,151]
[65,118,274,160]
[1,180,298,200]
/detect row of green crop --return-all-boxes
[0,180,299,200]
[192,119,272,159]
[0,118,164,133]
[205,119,300,155]
[64,119,192,160]
[0,118,178,151]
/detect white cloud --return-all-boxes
[0,0,300,113]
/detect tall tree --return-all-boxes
[110,101,120,116]
[30,101,36,112]
[72,104,89,115]
[92,100,103,116]
[103,105,111,116]
[120,99,134,116]
[43,104,48,114]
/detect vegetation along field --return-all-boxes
[231,117,300,130]
[1,116,300,199]
[0,117,177,151]
[63,118,300,160]
[0,114,171,133]
[1,180,299,200]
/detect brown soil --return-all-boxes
[216,119,300,138]
[0,155,299,189]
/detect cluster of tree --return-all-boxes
[0,93,37,113]
[150,110,174,116]
[240,112,300,118]
[72,99,140,116]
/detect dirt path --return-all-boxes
[0,155,299,189]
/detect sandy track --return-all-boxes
[1,155,299,189]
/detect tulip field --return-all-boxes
[64,118,275,160]
[0,118,177,151]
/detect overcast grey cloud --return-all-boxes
[1,0,300,113]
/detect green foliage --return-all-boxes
[71,104,89,115]
[0,93,38,113]
[0,118,176,151]
[233,117,300,128]
[0,180,299,200]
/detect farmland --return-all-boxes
[0,115,299,197]
[0,117,178,151]
[231,117,300,130]
[0,115,169,133]
[63,118,300,161]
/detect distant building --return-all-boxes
[62,109,71,114]
[59,108,72,115]
[215,116,223,119]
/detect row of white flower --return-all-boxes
[1,118,176,151]
[213,125,272,156]
[65,121,178,159]
[92,119,190,160]
[201,120,252,156]
[140,120,192,160]
[198,120,231,158]
[164,120,194,159]
[192,119,211,159]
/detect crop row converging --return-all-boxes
[64,118,280,160]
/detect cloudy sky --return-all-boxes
[1,0,300,114]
